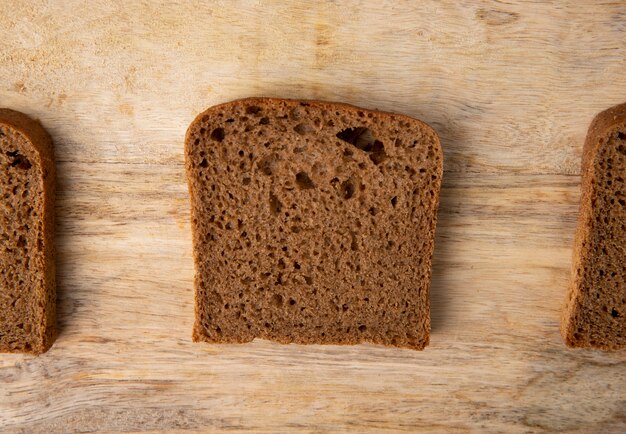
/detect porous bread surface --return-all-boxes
[185,98,442,350]
[561,102,626,350]
[0,109,56,354]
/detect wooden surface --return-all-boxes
[1,1,625,432]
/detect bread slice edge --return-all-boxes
[0,109,56,354]
[561,102,626,350]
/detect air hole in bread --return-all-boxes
[258,153,279,176]
[340,179,355,199]
[275,273,284,285]
[16,235,26,248]
[335,127,387,165]
[271,294,283,307]
[295,171,315,189]
[293,123,315,135]
[246,105,262,115]
[211,128,225,142]
[368,141,387,165]
[269,193,282,215]
[6,151,31,170]
[350,233,358,251]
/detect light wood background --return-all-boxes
[1,1,625,432]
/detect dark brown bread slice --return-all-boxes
[0,109,56,354]
[561,103,626,350]
[185,98,442,350]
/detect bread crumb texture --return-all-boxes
[0,109,55,354]
[186,98,442,350]
[562,103,626,350]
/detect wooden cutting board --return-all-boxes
[1,1,625,432]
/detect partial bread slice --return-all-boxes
[185,98,442,350]
[561,103,626,350]
[0,109,56,354]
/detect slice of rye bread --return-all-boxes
[185,98,443,350]
[561,102,626,350]
[0,109,56,354]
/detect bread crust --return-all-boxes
[0,109,56,354]
[561,103,626,349]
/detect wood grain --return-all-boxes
[1,1,625,432]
